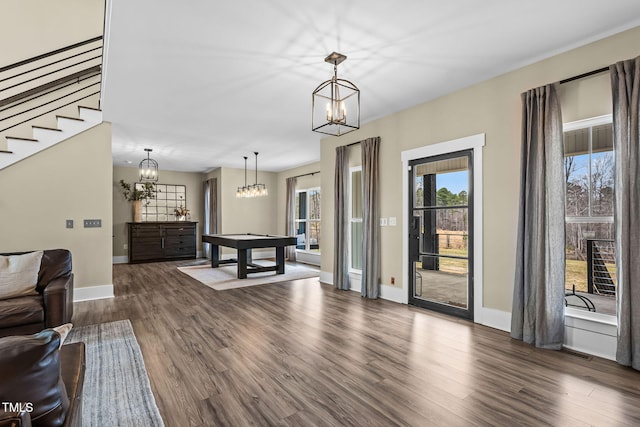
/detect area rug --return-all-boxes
[177,261,319,290]
[66,320,164,427]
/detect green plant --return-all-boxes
[119,180,156,201]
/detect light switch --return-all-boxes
[380,218,388,226]
[389,217,397,226]
[84,219,102,228]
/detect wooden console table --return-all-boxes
[128,221,197,263]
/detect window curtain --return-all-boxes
[203,178,217,259]
[285,177,297,262]
[610,57,640,370]
[511,85,565,349]
[334,146,350,290]
[361,137,381,299]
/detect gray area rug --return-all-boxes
[66,319,164,427]
[178,261,319,290]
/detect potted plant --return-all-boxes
[119,180,155,222]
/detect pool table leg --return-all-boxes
[211,244,220,268]
[276,246,285,274]
[238,249,248,279]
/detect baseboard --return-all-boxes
[380,284,404,303]
[113,255,128,264]
[478,307,512,332]
[319,271,333,285]
[74,284,114,302]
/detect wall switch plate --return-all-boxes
[380,218,388,226]
[389,217,397,226]
[84,219,102,228]
[66,219,73,229]
[123,243,128,250]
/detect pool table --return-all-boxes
[202,233,297,279]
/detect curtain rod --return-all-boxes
[290,170,320,179]
[345,141,361,147]
[559,66,609,85]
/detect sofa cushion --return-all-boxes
[0,251,43,299]
[37,250,72,293]
[0,295,44,328]
[0,329,70,427]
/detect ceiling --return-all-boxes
[102,0,640,173]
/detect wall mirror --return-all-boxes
[135,183,187,221]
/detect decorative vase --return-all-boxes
[133,200,142,222]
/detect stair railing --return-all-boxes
[0,36,103,133]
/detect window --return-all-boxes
[563,116,615,316]
[349,167,363,272]
[295,188,321,252]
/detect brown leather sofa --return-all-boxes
[0,249,74,338]
[0,330,85,427]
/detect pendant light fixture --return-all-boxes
[312,52,360,137]
[236,152,268,198]
[139,148,158,182]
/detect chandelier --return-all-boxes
[139,148,158,182]
[236,152,268,198]
[312,52,360,136]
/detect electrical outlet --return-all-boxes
[380,217,388,226]
[389,217,397,226]
[123,243,128,250]
[66,219,74,229]
[391,277,395,285]
[83,219,102,228]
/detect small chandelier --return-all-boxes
[139,148,158,182]
[236,152,268,198]
[312,52,360,136]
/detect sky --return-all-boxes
[437,170,468,194]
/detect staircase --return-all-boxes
[0,36,103,171]
[0,105,103,170]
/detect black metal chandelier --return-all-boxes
[236,152,268,198]
[312,52,360,136]
[139,148,158,182]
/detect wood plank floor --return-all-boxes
[73,260,640,426]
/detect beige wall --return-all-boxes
[319,26,640,313]
[113,167,206,257]
[1,0,104,64]
[0,123,113,289]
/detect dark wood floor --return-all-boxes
[73,260,640,426]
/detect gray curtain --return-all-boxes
[611,57,640,370]
[511,85,565,349]
[203,178,217,258]
[334,146,350,290]
[361,137,381,299]
[285,177,297,262]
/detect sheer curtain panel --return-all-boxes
[334,146,350,290]
[361,137,381,299]
[285,177,297,262]
[203,178,217,259]
[511,85,565,349]
[610,57,640,370]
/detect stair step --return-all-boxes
[56,115,84,122]
[78,105,101,112]
[6,136,38,142]
[32,125,62,132]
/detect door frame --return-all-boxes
[401,133,485,322]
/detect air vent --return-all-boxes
[563,348,592,360]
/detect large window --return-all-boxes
[349,167,363,271]
[295,188,321,252]
[563,116,615,316]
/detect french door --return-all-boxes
[408,150,474,319]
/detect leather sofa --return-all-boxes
[0,330,85,427]
[0,249,74,338]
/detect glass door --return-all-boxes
[409,150,473,319]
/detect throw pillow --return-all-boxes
[0,251,44,299]
[53,323,73,349]
[0,329,69,427]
